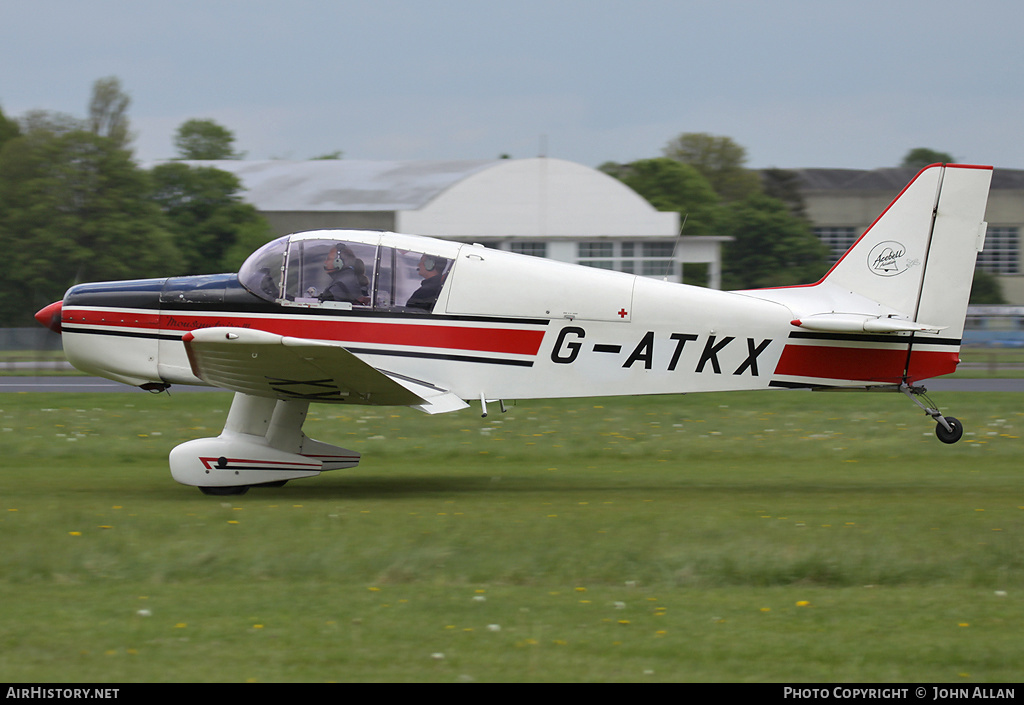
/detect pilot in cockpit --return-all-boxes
[406,254,449,310]
[319,244,370,304]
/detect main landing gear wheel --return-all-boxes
[199,485,251,496]
[901,384,963,444]
[935,416,963,444]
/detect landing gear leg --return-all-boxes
[900,384,964,444]
[169,392,361,493]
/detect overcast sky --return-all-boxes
[2,0,1022,170]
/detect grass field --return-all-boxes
[0,389,1022,682]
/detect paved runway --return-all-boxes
[0,377,221,393]
[3,376,1023,393]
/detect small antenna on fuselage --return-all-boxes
[666,213,688,282]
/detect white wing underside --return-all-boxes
[182,327,469,414]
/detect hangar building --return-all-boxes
[187,157,730,288]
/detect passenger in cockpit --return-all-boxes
[320,244,369,304]
[406,254,448,310]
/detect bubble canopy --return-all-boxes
[238,231,460,314]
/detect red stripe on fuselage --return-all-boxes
[774,345,959,383]
[64,308,546,356]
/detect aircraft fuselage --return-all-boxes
[57,243,958,405]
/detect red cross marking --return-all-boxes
[618,308,628,318]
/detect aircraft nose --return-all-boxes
[35,300,63,334]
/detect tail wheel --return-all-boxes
[935,416,963,444]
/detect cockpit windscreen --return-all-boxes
[239,234,453,313]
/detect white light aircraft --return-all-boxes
[35,163,992,495]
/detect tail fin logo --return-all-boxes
[867,240,916,276]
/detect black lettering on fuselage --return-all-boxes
[733,338,772,376]
[695,335,734,374]
[668,333,698,371]
[623,331,655,369]
[551,326,586,364]
[550,328,772,377]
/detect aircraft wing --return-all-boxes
[181,327,469,413]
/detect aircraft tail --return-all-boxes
[750,163,992,385]
[818,163,992,338]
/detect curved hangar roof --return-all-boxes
[186,157,678,238]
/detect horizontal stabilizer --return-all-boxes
[791,314,946,335]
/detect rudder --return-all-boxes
[914,164,992,339]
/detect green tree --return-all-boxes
[662,132,762,201]
[173,119,243,160]
[0,105,20,154]
[0,127,181,325]
[969,268,1006,304]
[719,193,829,290]
[760,168,808,220]
[17,109,83,136]
[148,162,272,273]
[87,76,133,148]
[901,148,955,169]
[600,158,723,237]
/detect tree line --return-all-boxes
[0,78,272,326]
[0,78,1002,326]
[600,137,1003,302]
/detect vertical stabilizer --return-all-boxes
[820,164,992,333]
[751,164,992,386]
[759,164,992,335]
[914,165,992,339]
[822,164,946,318]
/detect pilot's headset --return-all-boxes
[421,255,448,273]
[329,244,352,271]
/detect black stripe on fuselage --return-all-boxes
[787,331,961,346]
[61,325,179,342]
[65,275,552,327]
[345,347,535,367]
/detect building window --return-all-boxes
[641,242,675,276]
[578,242,615,269]
[509,241,547,258]
[977,226,1019,275]
[814,227,859,263]
[577,241,679,278]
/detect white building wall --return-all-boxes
[397,158,678,237]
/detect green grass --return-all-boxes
[0,390,1022,682]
